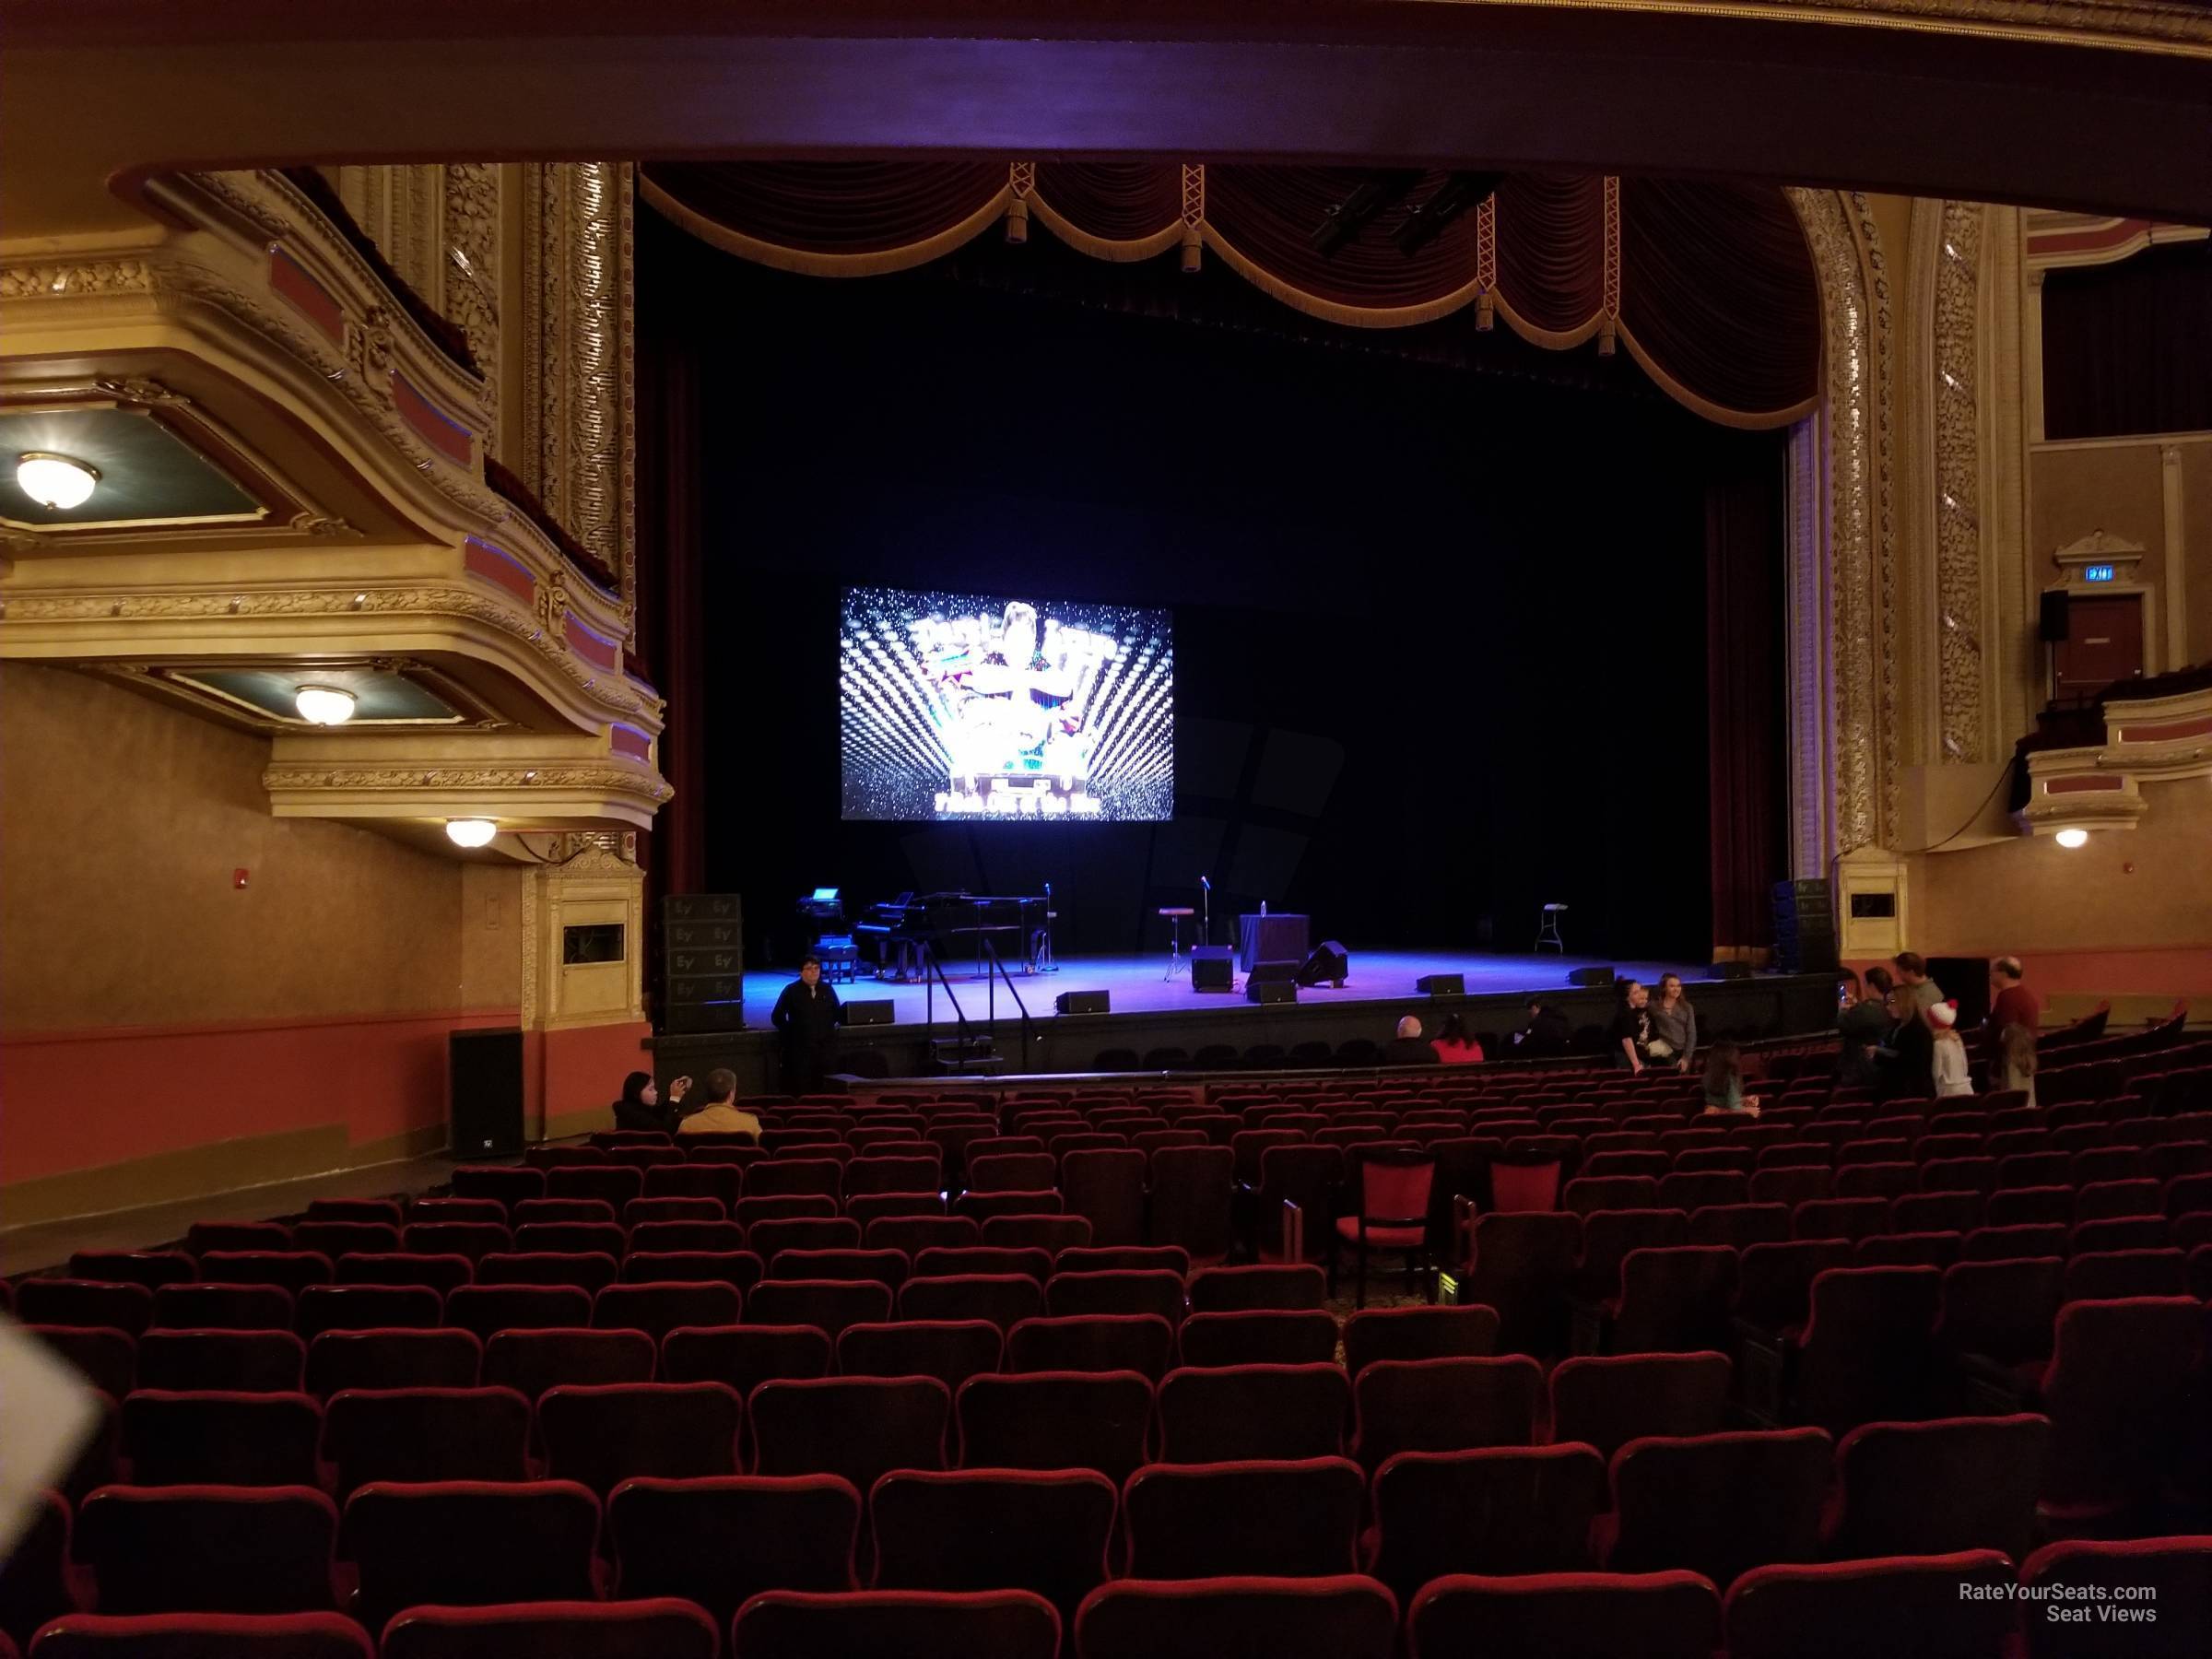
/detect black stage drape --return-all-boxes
[1705,469,1788,957]
[2042,239,2212,441]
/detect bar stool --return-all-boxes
[1535,902,1568,952]
[1159,906,1194,980]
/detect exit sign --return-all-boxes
[2083,564,2116,582]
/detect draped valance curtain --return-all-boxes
[641,160,1820,429]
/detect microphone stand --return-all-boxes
[1199,877,1211,948]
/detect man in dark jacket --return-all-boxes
[771,956,844,1092]
[1512,997,1572,1058]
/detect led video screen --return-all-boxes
[841,584,1173,821]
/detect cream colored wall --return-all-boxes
[0,663,501,1031]
[2029,441,2175,671]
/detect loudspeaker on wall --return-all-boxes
[449,1027,524,1158]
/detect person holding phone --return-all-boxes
[615,1069,688,1134]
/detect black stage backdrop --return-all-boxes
[666,215,1786,966]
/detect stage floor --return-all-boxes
[744,947,1713,1028]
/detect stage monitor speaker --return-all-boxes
[1055,989,1111,1015]
[1191,946,1235,992]
[1297,942,1348,988]
[1417,973,1465,996]
[1247,979,1298,1005]
[842,999,895,1027]
[1708,961,1755,981]
[1249,958,1301,985]
[1567,965,1619,988]
[449,1027,524,1158]
[2040,589,2071,643]
[1926,956,1993,1029]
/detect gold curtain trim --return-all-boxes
[1199,224,1487,328]
[1026,192,1186,263]
[640,173,1011,277]
[1618,324,1820,430]
[1488,290,1605,351]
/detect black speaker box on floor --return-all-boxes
[449,1027,524,1158]
[1708,961,1755,981]
[1249,959,1301,985]
[1927,957,1994,1028]
[1417,973,1465,995]
[1191,946,1235,991]
[1055,989,1111,1015]
[842,999,895,1027]
[1567,965,1619,988]
[1247,979,1298,1005]
[1297,942,1349,987]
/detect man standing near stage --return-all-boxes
[771,957,844,1093]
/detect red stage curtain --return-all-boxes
[1493,174,1606,340]
[1202,166,1485,313]
[1622,180,1820,425]
[1706,469,1785,957]
[642,160,1006,260]
[1032,161,1183,247]
[2041,239,2212,440]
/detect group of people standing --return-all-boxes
[1839,951,2041,1103]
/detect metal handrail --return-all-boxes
[981,938,1035,1072]
[923,948,974,1073]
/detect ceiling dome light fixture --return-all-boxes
[2054,827,2089,850]
[16,452,100,511]
[293,684,358,725]
[445,818,498,849]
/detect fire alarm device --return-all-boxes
[233,868,250,889]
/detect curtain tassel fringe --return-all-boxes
[1475,290,1494,332]
[1004,195,1030,245]
[1180,222,1202,274]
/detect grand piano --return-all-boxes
[856,890,1048,980]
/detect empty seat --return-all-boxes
[0,1489,76,1650]
[1601,1246,1738,1354]
[621,1250,762,1291]
[1599,1428,1832,1584]
[1177,1310,1338,1368]
[1854,1230,1963,1269]
[736,1588,1061,1659]
[982,1214,1093,1253]
[873,1467,1117,1619]
[2071,1215,2172,1253]
[1148,1147,1235,1265]
[333,1253,471,1294]
[842,1155,941,1198]
[1725,1551,2018,1659]
[306,1198,404,1225]
[1406,1570,1722,1659]
[1056,1246,1193,1277]
[1185,1265,1324,1314]
[1936,1255,2065,1377]
[641,1163,743,1205]
[67,1252,197,1291]
[957,1371,1153,1482]
[291,1284,441,1340]
[447,1166,544,1206]
[837,1320,1004,1392]
[971,1151,1057,1193]
[121,1392,320,1487]
[745,1277,888,1338]
[150,1283,294,1334]
[607,1473,859,1624]
[1045,1269,1184,1325]
[769,1246,908,1289]
[1823,1414,2050,1559]
[1074,1576,1397,1659]
[1366,1443,1610,1601]
[2076,1177,2162,1221]
[1792,1199,1891,1243]
[322,1385,529,1497]
[594,1279,742,1342]
[747,1217,863,1259]
[1461,1213,1580,1356]
[1658,1171,1751,1211]
[288,1222,399,1260]
[1892,1191,1983,1234]
[898,1274,1042,1333]
[183,1223,291,1257]
[1158,1362,1350,1464]
[1349,1356,1540,1472]
[2063,1247,2190,1301]
[407,1198,508,1225]
[1124,1457,1364,1578]
[2040,1296,2205,1523]
[1960,1221,2071,1261]
[379,1598,719,1659]
[1564,1175,1659,1216]
[26,1614,373,1659]
[1987,1187,2075,1228]
[605,1217,736,1257]
[398,1223,510,1263]
[441,1283,592,1340]
[1548,1352,1732,1459]
[538,1380,742,1493]
[1733,1239,1854,1338]
[18,1280,155,1336]
[1782,1266,1944,1433]
[2018,1535,2212,1659]
[544,1165,646,1209]
[73,1484,336,1614]
[661,1323,831,1396]
[302,1328,480,1398]
[734,1194,839,1230]
[338,1478,600,1632]
[750,1376,951,1491]
[1007,1314,1174,1382]
[1341,1304,1498,1377]
[481,1326,655,1402]
[135,1330,304,1394]
[866,1215,982,1258]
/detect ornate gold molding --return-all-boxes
[442,163,502,450]
[263,761,668,798]
[1933,200,1986,764]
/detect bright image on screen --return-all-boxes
[841,585,1174,822]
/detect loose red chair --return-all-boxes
[594,1279,743,1343]
[1348,1356,1539,1472]
[441,1283,591,1340]
[17,1281,155,1337]
[475,1251,621,1294]
[538,1380,742,1493]
[120,1392,321,1487]
[1406,1570,1721,1659]
[607,1473,859,1624]
[1006,1313,1173,1382]
[1597,1428,1833,1585]
[481,1326,654,1402]
[1822,1414,2050,1560]
[1044,1268,1184,1325]
[302,1329,480,1399]
[836,1321,1004,1393]
[750,1376,950,1492]
[135,1331,304,1394]
[1547,1352,1732,1459]
[737,1588,1061,1659]
[1177,1310,1338,1368]
[1185,1265,1324,1314]
[1124,1457,1364,1579]
[380,1599,718,1659]
[1157,1362,1350,1464]
[1329,1150,1437,1309]
[338,1478,601,1633]
[897,1273,1043,1333]
[1365,1443,1609,1600]
[72,1484,337,1613]
[322,1385,529,1498]
[66,1253,197,1292]
[1341,1304,1499,1378]
[872,1468,1117,1620]
[956,1370,1154,1482]
[1724,1551,2017,1659]
[1074,1576,1397,1659]
[2018,1535,2212,1659]
[26,1614,373,1659]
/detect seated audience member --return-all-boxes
[1996,1019,2038,1108]
[1648,972,1698,1073]
[1699,1040,1760,1115]
[614,1069,688,1135]
[1836,965,1895,1086]
[1511,997,1572,1057]
[1429,1013,1484,1065]
[675,1068,762,1138]
[1384,1015,1441,1065]
[1609,980,1655,1073]
[1877,982,1935,1101]
[1890,950,1942,1025]
[1927,1000,1972,1097]
[1985,956,2041,1036]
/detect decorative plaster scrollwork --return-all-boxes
[93,377,193,406]
[0,260,157,300]
[1933,200,1986,763]
[286,511,359,538]
[442,163,502,442]
[262,762,668,799]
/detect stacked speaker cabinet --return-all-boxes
[1771,878,1839,975]
[662,894,746,1033]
